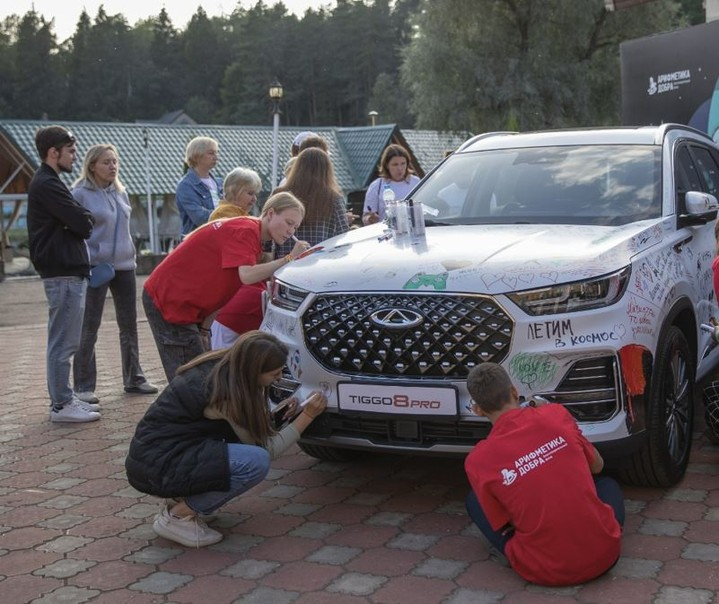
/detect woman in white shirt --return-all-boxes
[362,144,421,225]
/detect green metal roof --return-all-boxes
[402,129,469,172]
[335,125,396,187]
[0,120,470,198]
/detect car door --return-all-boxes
[675,141,719,378]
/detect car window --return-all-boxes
[413,145,661,226]
[689,145,719,197]
[675,146,703,196]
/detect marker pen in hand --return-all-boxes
[520,395,550,408]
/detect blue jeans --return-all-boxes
[74,269,147,392]
[43,276,87,409]
[466,475,625,554]
[142,289,205,382]
[184,444,271,515]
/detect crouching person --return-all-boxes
[464,363,624,586]
[125,331,326,547]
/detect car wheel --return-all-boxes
[701,381,719,444]
[621,326,694,487]
[298,442,360,462]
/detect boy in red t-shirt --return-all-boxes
[464,363,624,586]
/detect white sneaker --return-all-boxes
[50,400,101,423]
[75,391,99,404]
[153,503,223,548]
[73,398,100,412]
[165,498,217,523]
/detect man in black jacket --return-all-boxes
[27,125,100,423]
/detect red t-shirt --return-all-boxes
[215,282,266,334]
[144,217,262,324]
[464,404,621,586]
[712,256,719,302]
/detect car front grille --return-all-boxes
[302,293,513,378]
[303,412,492,450]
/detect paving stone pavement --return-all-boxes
[1,275,718,603]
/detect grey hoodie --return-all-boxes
[72,180,137,271]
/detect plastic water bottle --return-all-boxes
[395,200,410,236]
[383,184,397,230]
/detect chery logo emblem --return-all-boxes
[370,308,423,329]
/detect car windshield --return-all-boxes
[414,144,662,226]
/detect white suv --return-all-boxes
[262,125,719,487]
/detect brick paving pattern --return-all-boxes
[0,276,718,603]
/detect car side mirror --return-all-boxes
[679,190,719,226]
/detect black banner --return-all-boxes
[620,19,719,140]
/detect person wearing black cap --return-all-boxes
[27,125,100,423]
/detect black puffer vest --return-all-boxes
[125,361,239,498]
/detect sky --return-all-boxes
[1,1,333,41]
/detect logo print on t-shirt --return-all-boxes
[501,468,517,486]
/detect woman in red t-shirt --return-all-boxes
[212,148,352,349]
[143,192,309,381]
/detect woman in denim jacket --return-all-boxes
[176,137,223,235]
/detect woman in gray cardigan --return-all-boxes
[72,144,158,404]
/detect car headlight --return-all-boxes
[269,277,310,311]
[507,266,630,316]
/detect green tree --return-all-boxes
[0,16,19,116]
[281,6,337,125]
[325,0,401,125]
[12,11,63,119]
[181,7,232,121]
[678,0,705,25]
[402,0,684,132]
[131,9,184,119]
[220,2,295,125]
[1,0,701,127]
[63,7,136,121]
[369,72,413,127]
[63,11,94,119]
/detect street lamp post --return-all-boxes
[142,128,156,254]
[269,80,283,190]
[368,110,378,126]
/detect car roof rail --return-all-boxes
[652,123,714,145]
[456,131,518,152]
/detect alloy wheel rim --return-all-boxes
[664,349,691,465]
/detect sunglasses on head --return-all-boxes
[54,131,76,147]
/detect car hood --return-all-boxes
[278,220,665,295]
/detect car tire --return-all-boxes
[701,381,719,444]
[298,442,360,462]
[620,326,694,487]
